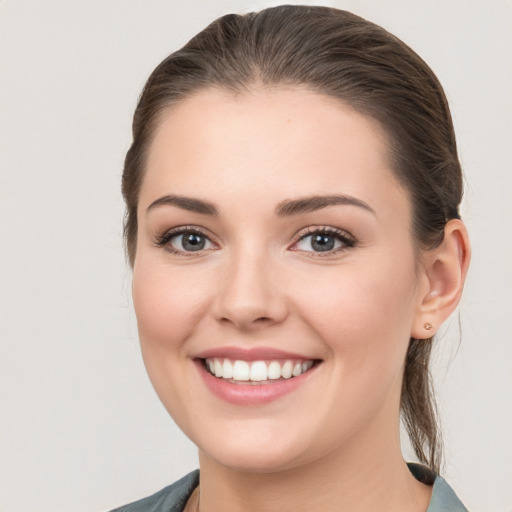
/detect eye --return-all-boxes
[155,228,215,254]
[292,228,355,254]
[171,232,212,252]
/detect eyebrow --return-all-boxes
[275,194,376,217]
[146,193,375,217]
[147,194,219,216]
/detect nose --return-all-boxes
[212,250,289,331]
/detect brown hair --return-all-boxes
[122,5,463,474]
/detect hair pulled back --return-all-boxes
[122,5,463,474]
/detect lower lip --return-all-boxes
[194,360,318,406]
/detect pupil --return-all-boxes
[312,234,334,252]
[183,233,205,251]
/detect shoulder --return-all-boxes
[429,475,468,512]
[108,470,199,512]
[408,463,468,512]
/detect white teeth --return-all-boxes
[205,357,315,382]
[232,360,250,381]
[267,361,282,380]
[223,359,233,379]
[281,361,293,379]
[301,361,313,373]
[250,361,267,381]
[214,359,223,378]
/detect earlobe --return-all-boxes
[412,219,471,339]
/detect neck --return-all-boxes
[195,423,431,512]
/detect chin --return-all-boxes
[190,417,327,475]
[201,443,307,474]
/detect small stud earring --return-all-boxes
[424,323,432,330]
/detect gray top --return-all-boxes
[109,464,467,512]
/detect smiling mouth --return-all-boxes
[202,357,318,384]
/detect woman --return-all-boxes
[112,5,470,511]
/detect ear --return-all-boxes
[411,219,471,339]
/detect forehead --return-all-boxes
[142,86,408,217]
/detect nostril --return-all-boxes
[255,317,272,323]
[219,314,276,330]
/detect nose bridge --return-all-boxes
[213,241,287,329]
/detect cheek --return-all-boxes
[290,252,418,373]
[131,258,217,430]
[299,263,415,334]
[132,259,212,354]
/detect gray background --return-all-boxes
[1,1,511,511]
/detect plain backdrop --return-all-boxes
[1,1,511,511]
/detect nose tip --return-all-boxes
[218,307,279,331]
[212,261,288,331]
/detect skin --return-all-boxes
[132,87,470,512]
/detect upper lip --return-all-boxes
[194,346,319,361]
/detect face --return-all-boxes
[133,87,428,473]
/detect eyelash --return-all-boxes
[154,226,356,256]
[291,226,355,257]
[154,226,215,256]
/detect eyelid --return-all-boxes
[289,226,356,254]
[154,224,355,256]
[154,225,218,255]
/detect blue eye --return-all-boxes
[156,229,214,254]
[294,229,354,253]
[171,232,210,251]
